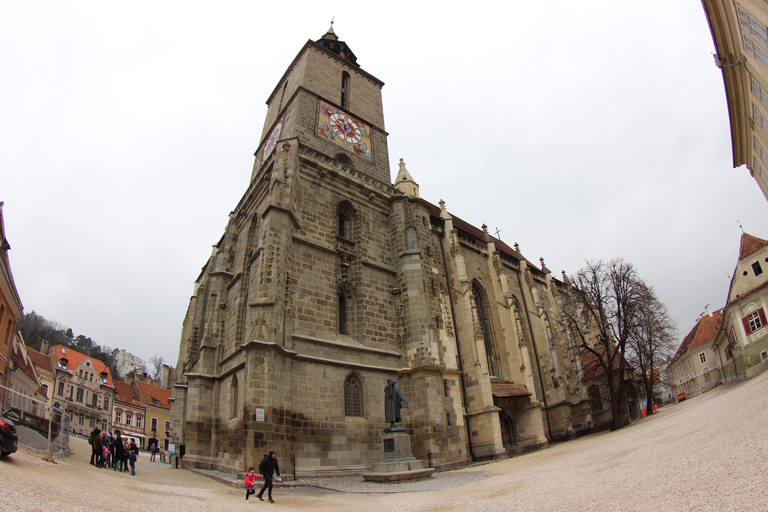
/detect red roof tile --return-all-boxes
[52,344,114,387]
[113,380,143,408]
[26,347,53,376]
[135,380,171,410]
[672,307,725,361]
[491,382,531,397]
[739,233,768,260]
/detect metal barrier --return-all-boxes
[0,384,69,456]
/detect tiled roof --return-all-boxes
[491,382,531,397]
[113,380,143,408]
[52,344,114,387]
[739,232,768,260]
[672,307,725,362]
[26,347,53,377]
[10,334,40,387]
[135,380,171,410]
[425,201,547,274]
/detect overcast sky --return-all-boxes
[3,1,767,367]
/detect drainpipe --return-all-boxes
[438,221,476,462]
[515,268,553,442]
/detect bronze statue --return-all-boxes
[384,379,408,431]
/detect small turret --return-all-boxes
[394,158,419,197]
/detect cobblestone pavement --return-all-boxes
[2,371,768,511]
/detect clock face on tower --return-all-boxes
[329,113,362,144]
[316,100,373,162]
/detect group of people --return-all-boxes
[88,428,140,476]
[244,450,281,503]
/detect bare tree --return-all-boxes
[560,259,651,431]
[626,293,678,415]
[149,354,165,380]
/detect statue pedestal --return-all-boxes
[362,431,434,483]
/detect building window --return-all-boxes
[473,282,501,378]
[747,311,764,333]
[739,6,768,71]
[92,394,98,407]
[341,71,350,109]
[151,418,158,432]
[230,375,239,420]
[102,420,108,431]
[78,414,85,426]
[704,372,711,382]
[58,382,64,396]
[338,210,351,239]
[126,414,132,427]
[339,293,348,335]
[116,411,122,424]
[589,385,602,412]
[753,261,763,276]
[104,397,110,410]
[344,374,363,417]
[699,353,707,364]
[76,388,84,402]
[90,417,96,428]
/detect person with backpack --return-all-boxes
[88,428,102,466]
[256,450,281,503]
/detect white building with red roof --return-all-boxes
[667,306,725,400]
[49,344,115,436]
[713,233,768,382]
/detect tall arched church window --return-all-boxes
[341,71,350,109]
[230,375,239,419]
[344,374,363,416]
[339,293,348,334]
[337,201,356,241]
[473,282,501,377]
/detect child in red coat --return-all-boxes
[244,467,257,501]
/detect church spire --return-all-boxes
[315,21,359,66]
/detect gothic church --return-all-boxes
[170,26,610,477]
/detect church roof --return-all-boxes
[738,232,768,260]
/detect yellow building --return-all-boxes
[702,1,768,200]
[135,380,171,452]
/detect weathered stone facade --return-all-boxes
[170,27,609,477]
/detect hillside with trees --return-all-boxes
[16,311,122,380]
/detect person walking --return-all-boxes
[244,467,257,501]
[149,442,158,462]
[256,451,280,503]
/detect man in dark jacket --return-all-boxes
[256,450,280,503]
[89,428,101,466]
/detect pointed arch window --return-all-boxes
[473,282,501,378]
[230,375,239,419]
[341,71,350,109]
[337,201,355,241]
[344,374,363,416]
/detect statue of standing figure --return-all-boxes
[384,378,408,431]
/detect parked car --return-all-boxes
[0,415,19,458]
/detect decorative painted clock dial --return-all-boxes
[329,113,362,144]
[315,100,373,162]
